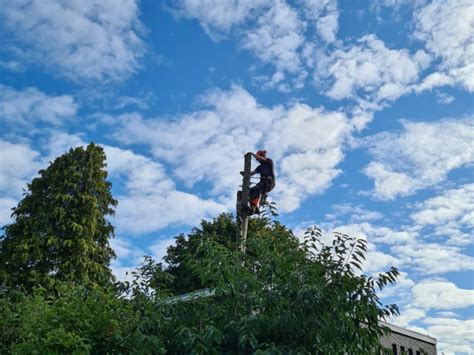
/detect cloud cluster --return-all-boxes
[0,139,43,226]
[364,118,474,200]
[412,183,474,245]
[114,86,355,212]
[242,0,306,89]
[174,0,474,101]
[412,280,474,310]
[0,197,18,227]
[316,35,430,102]
[414,0,474,91]
[0,140,42,196]
[394,241,474,274]
[391,282,474,354]
[109,236,146,282]
[329,221,474,276]
[173,0,339,90]
[0,0,145,82]
[325,203,383,224]
[0,85,77,126]
[323,184,474,276]
[324,200,473,353]
[105,145,227,235]
[173,0,268,39]
[301,0,339,44]
[423,317,474,354]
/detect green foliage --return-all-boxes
[130,214,399,353]
[0,284,165,354]
[164,213,238,294]
[1,211,400,353]
[163,215,400,353]
[0,143,117,291]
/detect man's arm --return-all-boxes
[252,152,267,162]
[241,169,258,176]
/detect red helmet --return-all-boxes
[256,150,267,157]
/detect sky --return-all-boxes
[0,0,472,353]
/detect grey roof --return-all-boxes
[381,321,437,345]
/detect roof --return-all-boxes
[381,321,437,345]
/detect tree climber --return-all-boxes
[245,150,275,214]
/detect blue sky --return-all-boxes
[0,0,473,353]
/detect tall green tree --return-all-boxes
[156,214,400,353]
[0,143,117,291]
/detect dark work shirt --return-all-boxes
[256,158,275,181]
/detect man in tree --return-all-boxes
[0,143,117,291]
[246,150,275,214]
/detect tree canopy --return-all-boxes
[0,143,117,291]
[145,213,400,353]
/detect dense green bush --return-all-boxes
[0,284,165,354]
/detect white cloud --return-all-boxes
[149,237,176,263]
[0,85,77,126]
[379,272,415,300]
[414,0,474,92]
[109,237,146,284]
[104,145,226,235]
[436,311,460,318]
[301,0,339,43]
[414,72,455,92]
[0,59,25,72]
[172,0,269,39]
[317,34,430,101]
[435,91,455,104]
[242,0,306,86]
[0,140,42,196]
[110,265,136,283]
[371,0,427,12]
[412,279,474,310]
[320,194,474,278]
[330,222,415,245]
[116,191,225,235]
[411,184,474,245]
[269,105,351,211]
[173,0,342,90]
[392,242,474,274]
[114,86,356,213]
[109,237,146,283]
[386,282,474,354]
[423,317,474,354]
[0,0,145,82]
[364,248,400,274]
[0,197,17,226]
[390,306,426,328]
[113,88,279,197]
[364,118,474,200]
[325,204,383,224]
[46,132,88,159]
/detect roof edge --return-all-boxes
[381,321,437,345]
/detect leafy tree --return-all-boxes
[148,214,400,353]
[0,143,117,291]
